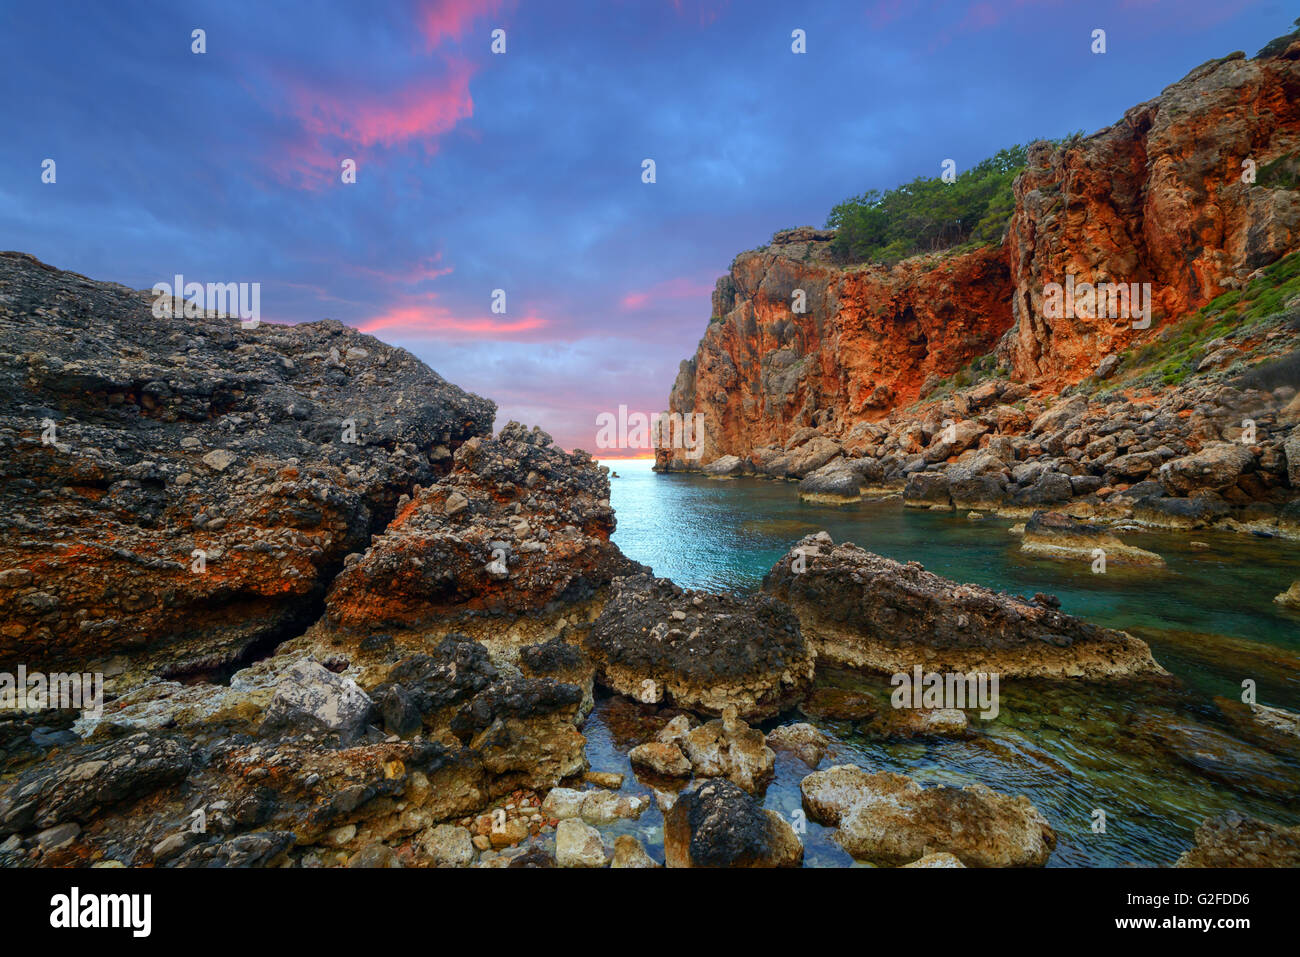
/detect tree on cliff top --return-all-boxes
[825,143,1030,266]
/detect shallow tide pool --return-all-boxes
[585,458,1300,867]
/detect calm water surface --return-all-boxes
[580,458,1300,867]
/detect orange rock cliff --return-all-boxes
[660,45,1300,468]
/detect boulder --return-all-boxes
[419,824,474,867]
[582,574,815,720]
[902,472,951,509]
[799,765,1055,866]
[1011,471,1073,507]
[1158,442,1255,495]
[798,459,862,503]
[703,454,744,476]
[663,779,802,868]
[555,818,607,868]
[628,740,692,777]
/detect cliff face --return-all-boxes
[1003,48,1300,387]
[664,44,1300,466]
[668,235,1011,463]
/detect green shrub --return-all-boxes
[825,144,1035,265]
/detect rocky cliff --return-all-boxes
[661,42,1300,469]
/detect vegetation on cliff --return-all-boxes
[824,143,1034,265]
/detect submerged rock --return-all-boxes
[1274,580,1300,609]
[800,764,1055,867]
[1020,510,1166,567]
[1175,811,1300,867]
[611,834,659,868]
[764,533,1166,680]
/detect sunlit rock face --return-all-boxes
[662,47,1300,469]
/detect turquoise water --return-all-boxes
[586,458,1300,867]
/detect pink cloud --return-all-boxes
[260,58,477,190]
[419,0,505,50]
[358,298,547,338]
[620,276,715,310]
[345,255,454,284]
[293,60,476,150]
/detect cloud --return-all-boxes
[292,59,476,151]
[419,0,505,50]
[620,276,716,310]
[358,297,547,337]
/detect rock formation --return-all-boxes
[0,251,495,684]
[763,532,1166,680]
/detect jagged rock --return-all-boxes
[763,533,1165,679]
[324,422,646,638]
[0,732,192,834]
[628,740,692,777]
[582,574,815,720]
[678,710,776,792]
[1175,812,1300,867]
[449,677,587,790]
[0,252,494,683]
[1274,581,1300,609]
[766,722,831,768]
[260,661,373,744]
[663,779,802,868]
[800,764,1054,866]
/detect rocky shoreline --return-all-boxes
[655,42,1300,553]
[2,251,1298,869]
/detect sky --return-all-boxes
[1,0,1295,454]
